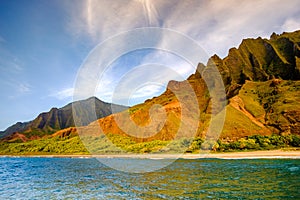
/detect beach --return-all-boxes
[3,149,300,159]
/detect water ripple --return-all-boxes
[0,158,299,199]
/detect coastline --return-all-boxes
[1,149,300,159]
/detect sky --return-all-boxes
[0,0,300,130]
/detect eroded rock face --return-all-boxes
[283,110,300,135]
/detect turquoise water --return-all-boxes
[0,157,299,199]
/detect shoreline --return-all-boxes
[1,149,300,159]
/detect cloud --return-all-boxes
[91,49,195,105]
[281,18,300,32]
[65,0,300,104]
[194,0,300,57]
[50,87,74,100]
[130,84,163,99]
[105,63,189,105]
[140,50,195,78]
[66,0,157,43]
[0,43,23,74]
[66,0,300,58]
[137,0,160,26]
[0,42,29,98]
[2,81,32,99]
[18,83,31,93]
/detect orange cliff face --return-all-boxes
[62,73,211,143]
[96,75,210,142]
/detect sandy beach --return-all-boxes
[2,149,300,159]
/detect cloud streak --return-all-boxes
[138,0,159,26]
[18,83,31,93]
[281,18,300,32]
[0,40,30,98]
[64,0,300,104]
[50,87,74,100]
[66,0,300,56]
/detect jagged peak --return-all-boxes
[72,96,102,104]
[196,62,206,72]
[211,54,220,59]
[228,47,238,52]
[270,32,279,40]
[50,107,59,111]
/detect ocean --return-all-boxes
[0,157,299,199]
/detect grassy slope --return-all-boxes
[220,80,300,139]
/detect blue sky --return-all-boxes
[0,0,300,130]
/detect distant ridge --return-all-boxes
[0,97,128,139]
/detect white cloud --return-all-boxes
[50,87,74,100]
[95,73,116,101]
[66,0,160,43]
[90,49,196,105]
[195,0,300,57]
[18,83,31,93]
[66,0,300,56]
[0,43,23,74]
[64,0,300,104]
[106,64,183,105]
[3,81,31,99]
[281,18,300,33]
[130,84,163,99]
[140,50,195,78]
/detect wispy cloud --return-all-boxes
[130,84,163,99]
[137,0,159,26]
[140,50,195,79]
[127,84,164,106]
[0,40,29,98]
[105,63,189,105]
[90,50,195,105]
[3,81,32,99]
[280,18,300,32]
[49,87,74,100]
[0,43,23,74]
[66,0,163,43]
[66,0,300,57]
[195,0,300,57]
[64,0,300,104]
[18,83,31,93]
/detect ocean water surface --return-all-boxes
[0,157,299,199]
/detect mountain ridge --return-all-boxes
[91,30,300,142]
[1,30,300,153]
[0,97,128,139]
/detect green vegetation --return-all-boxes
[216,134,300,152]
[0,136,88,155]
[1,133,299,155]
